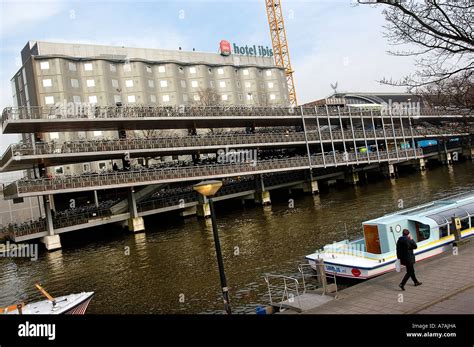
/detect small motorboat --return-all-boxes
[306,191,474,280]
[1,283,94,314]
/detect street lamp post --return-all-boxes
[193,180,232,315]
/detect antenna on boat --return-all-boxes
[344,223,348,240]
[35,283,57,306]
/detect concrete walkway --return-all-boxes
[303,240,474,314]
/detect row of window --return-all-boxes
[39,61,275,77]
[41,78,278,90]
[44,92,279,105]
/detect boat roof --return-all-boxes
[365,191,474,227]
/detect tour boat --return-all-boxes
[306,191,474,280]
[1,283,94,314]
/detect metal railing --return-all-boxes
[2,105,472,124]
[3,149,423,197]
[2,127,467,161]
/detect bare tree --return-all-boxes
[359,0,473,91]
[195,88,221,106]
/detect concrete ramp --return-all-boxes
[109,184,164,214]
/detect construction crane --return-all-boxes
[265,0,297,106]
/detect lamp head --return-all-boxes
[193,180,223,197]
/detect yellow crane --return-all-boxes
[265,0,297,106]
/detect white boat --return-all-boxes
[306,191,474,280]
[2,284,94,314]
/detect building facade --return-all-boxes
[11,41,289,174]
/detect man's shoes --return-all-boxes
[414,282,423,286]
[399,283,405,291]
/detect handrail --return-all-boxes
[1,127,465,160]
[2,105,472,124]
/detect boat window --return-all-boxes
[471,216,474,229]
[460,217,470,231]
[439,225,449,238]
[415,223,430,241]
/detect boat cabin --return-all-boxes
[362,192,474,255]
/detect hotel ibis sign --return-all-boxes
[220,40,273,57]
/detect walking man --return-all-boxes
[397,229,422,290]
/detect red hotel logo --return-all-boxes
[220,40,231,56]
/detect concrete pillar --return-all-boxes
[389,164,397,178]
[344,171,359,185]
[41,196,61,251]
[94,190,99,208]
[197,195,211,218]
[254,174,271,205]
[128,187,144,233]
[418,158,426,171]
[303,180,319,194]
[254,190,271,205]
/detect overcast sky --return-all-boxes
[0,0,416,158]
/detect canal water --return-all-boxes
[1,161,473,314]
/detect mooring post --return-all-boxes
[316,258,328,294]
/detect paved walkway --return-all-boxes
[303,240,474,314]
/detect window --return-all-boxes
[146,65,152,73]
[162,95,170,102]
[86,79,95,87]
[239,94,243,101]
[42,79,52,87]
[125,80,134,87]
[189,67,197,74]
[127,95,136,103]
[148,80,155,88]
[113,95,121,103]
[45,96,54,105]
[237,81,241,88]
[243,69,249,76]
[68,79,78,88]
[246,93,253,101]
[245,82,251,88]
[54,166,64,175]
[110,64,116,72]
[221,94,228,101]
[88,95,98,104]
[150,95,157,103]
[111,79,119,88]
[73,96,81,103]
[50,132,59,140]
[93,131,103,137]
[191,81,198,88]
[84,63,93,71]
[193,95,200,101]
[439,225,449,238]
[266,70,272,77]
[68,62,76,71]
[270,94,276,100]
[98,162,107,171]
[158,65,166,73]
[217,68,224,75]
[183,94,188,102]
[219,81,226,88]
[40,61,49,70]
[268,82,274,89]
[180,80,186,88]
[123,64,132,72]
[83,163,91,172]
[160,80,168,88]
